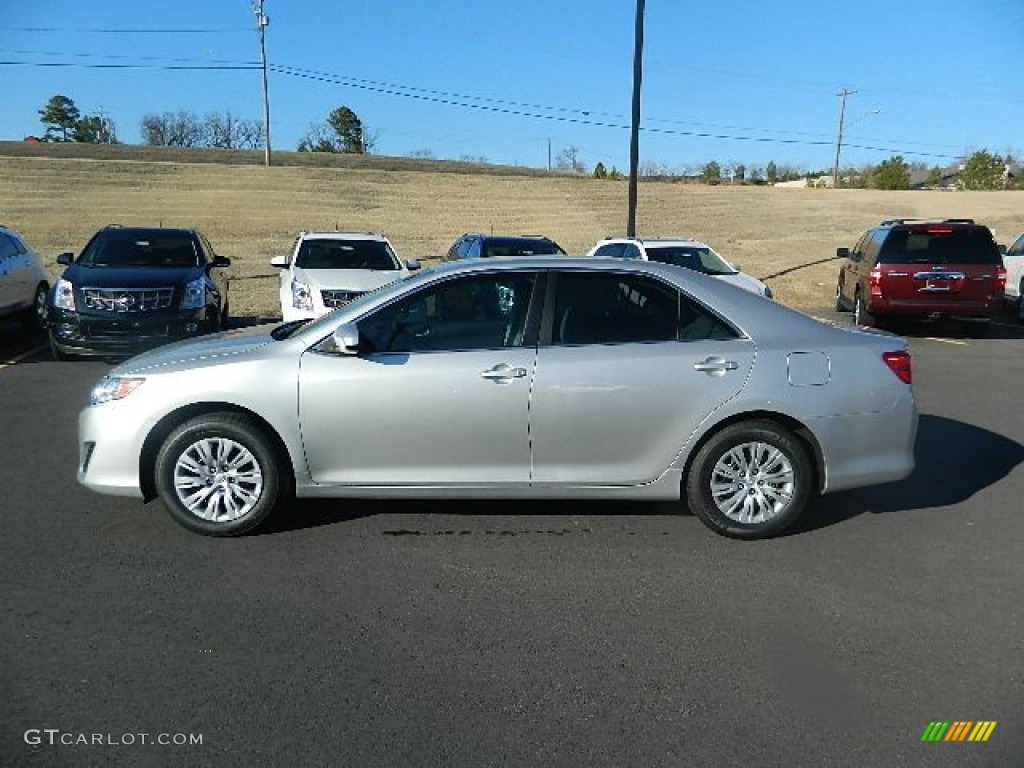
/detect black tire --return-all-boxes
[21,282,49,333]
[1017,283,1024,324]
[834,281,847,312]
[853,292,875,328]
[154,413,291,536]
[220,301,230,330]
[964,320,990,338]
[685,420,813,540]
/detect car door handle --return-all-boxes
[480,364,527,380]
[693,357,739,375]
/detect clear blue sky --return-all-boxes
[2,0,1020,173]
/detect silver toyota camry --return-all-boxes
[78,257,917,539]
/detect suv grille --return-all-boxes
[321,289,364,309]
[83,287,175,312]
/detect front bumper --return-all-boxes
[49,306,218,357]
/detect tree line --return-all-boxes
[31,93,1016,190]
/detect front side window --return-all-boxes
[296,239,399,271]
[553,272,679,345]
[0,234,18,261]
[359,272,537,353]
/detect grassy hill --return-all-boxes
[2,142,1021,318]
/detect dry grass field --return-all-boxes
[2,144,1021,318]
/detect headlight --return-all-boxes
[90,376,145,406]
[291,280,314,311]
[181,277,206,310]
[54,278,76,310]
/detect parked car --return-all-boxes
[76,257,917,541]
[0,223,49,332]
[444,233,566,261]
[999,233,1024,322]
[835,218,1005,334]
[586,237,773,298]
[48,226,231,360]
[271,231,418,321]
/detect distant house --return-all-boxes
[23,135,41,143]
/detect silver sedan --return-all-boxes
[78,257,918,539]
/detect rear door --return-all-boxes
[529,270,755,486]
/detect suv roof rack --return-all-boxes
[880,218,976,226]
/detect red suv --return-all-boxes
[835,219,1005,335]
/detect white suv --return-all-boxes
[586,237,773,298]
[0,224,49,332]
[1000,233,1024,322]
[271,232,420,321]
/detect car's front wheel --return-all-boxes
[685,420,813,539]
[154,413,290,536]
[22,282,49,333]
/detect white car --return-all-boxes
[586,237,773,298]
[0,224,49,332]
[1000,233,1024,322]
[272,231,419,321]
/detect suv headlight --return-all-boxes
[181,277,206,310]
[291,279,314,311]
[54,278,76,310]
[90,376,145,405]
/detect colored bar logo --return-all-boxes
[921,721,997,742]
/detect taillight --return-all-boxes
[882,350,912,385]
[996,265,1006,292]
[869,267,882,295]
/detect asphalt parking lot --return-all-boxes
[3,311,1023,768]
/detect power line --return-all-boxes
[0,61,260,71]
[0,26,251,33]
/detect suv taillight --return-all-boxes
[882,351,912,385]
[996,265,1006,293]
[869,267,883,295]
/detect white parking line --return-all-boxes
[922,337,968,346]
[0,343,47,371]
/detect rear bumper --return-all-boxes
[868,296,1000,320]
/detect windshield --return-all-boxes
[481,238,565,257]
[643,245,737,276]
[81,231,200,268]
[295,239,399,271]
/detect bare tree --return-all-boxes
[555,146,584,173]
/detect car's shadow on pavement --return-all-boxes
[795,414,1024,534]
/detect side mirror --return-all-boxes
[997,244,1007,256]
[57,252,73,265]
[405,259,421,271]
[211,255,231,268]
[270,255,290,268]
[319,322,360,356]
[836,247,850,259]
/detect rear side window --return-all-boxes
[879,227,1000,265]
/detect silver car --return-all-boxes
[78,258,917,539]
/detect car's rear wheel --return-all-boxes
[154,413,290,536]
[685,420,812,539]
[834,280,847,312]
[21,282,49,333]
[220,301,230,330]
[853,292,876,327]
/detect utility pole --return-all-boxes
[626,0,646,237]
[254,0,272,167]
[547,138,551,171]
[832,88,856,189]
